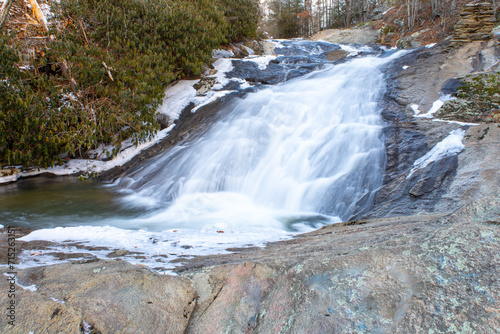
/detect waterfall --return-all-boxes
[117,50,400,231]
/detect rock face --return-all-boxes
[368,39,500,218]
[0,260,196,333]
[452,1,497,45]
[309,24,380,44]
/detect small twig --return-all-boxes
[0,0,15,30]
[18,36,50,39]
[79,20,89,44]
[102,62,114,82]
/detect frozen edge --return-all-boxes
[407,129,466,179]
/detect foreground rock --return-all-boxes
[3,195,499,333]
[0,260,196,333]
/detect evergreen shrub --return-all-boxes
[0,0,259,168]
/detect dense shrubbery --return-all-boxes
[0,0,259,168]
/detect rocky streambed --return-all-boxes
[1,38,499,333]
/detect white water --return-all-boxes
[16,48,405,270]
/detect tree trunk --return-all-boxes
[346,0,352,27]
[27,0,48,32]
[0,0,15,30]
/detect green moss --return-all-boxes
[437,72,500,122]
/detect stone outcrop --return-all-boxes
[360,38,500,220]
[452,1,497,45]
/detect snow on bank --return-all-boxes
[407,129,466,179]
[1,50,256,183]
[0,124,174,183]
[412,94,456,119]
[158,80,198,121]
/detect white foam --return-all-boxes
[339,44,374,56]
[407,129,466,178]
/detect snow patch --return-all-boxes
[407,129,466,179]
[412,94,455,118]
[158,80,198,121]
[211,58,234,88]
[242,55,277,70]
[4,273,38,291]
[191,91,233,113]
[212,49,234,58]
[51,297,65,304]
[10,125,175,179]
[0,173,20,184]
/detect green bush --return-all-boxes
[0,0,259,168]
[219,0,260,41]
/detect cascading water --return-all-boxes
[5,42,406,270]
[119,54,390,226]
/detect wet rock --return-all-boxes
[6,260,196,333]
[407,155,458,197]
[326,49,349,61]
[372,39,500,218]
[227,57,324,86]
[155,112,170,130]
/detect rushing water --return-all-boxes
[0,42,404,270]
